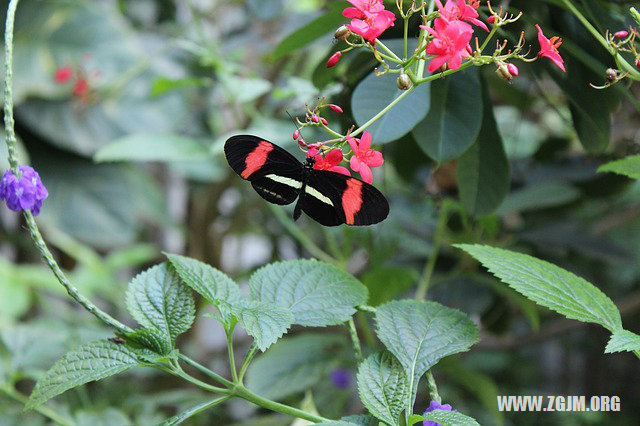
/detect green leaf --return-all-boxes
[271,2,346,60]
[352,72,430,144]
[375,300,478,404]
[598,155,640,180]
[413,68,482,163]
[341,414,380,426]
[124,328,173,356]
[126,263,195,345]
[357,352,409,425]
[165,253,242,323]
[496,182,580,215]
[245,334,344,400]
[151,77,210,97]
[456,244,623,332]
[94,133,212,163]
[457,81,509,216]
[232,300,294,351]
[408,410,480,426]
[249,259,368,327]
[605,330,640,354]
[26,340,141,409]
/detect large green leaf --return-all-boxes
[598,155,640,180]
[95,133,212,163]
[375,300,479,405]
[408,410,480,426]
[457,81,509,216]
[245,334,344,400]
[26,340,141,409]
[357,352,409,425]
[352,72,430,144]
[456,244,623,332]
[413,68,482,163]
[126,263,195,345]
[271,2,346,60]
[232,300,294,351]
[605,330,640,354]
[249,259,368,327]
[496,181,580,215]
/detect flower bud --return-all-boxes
[329,104,343,113]
[614,30,629,39]
[327,51,342,68]
[311,114,319,123]
[396,73,411,90]
[320,117,328,126]
[54,66,73,84]
[496,63,513,81]
[298,138,306,147]
[507,63,519,77]
[334,25,350,40]
[293,129,300,140]
[636,58,640,69]
[606,68,618,82]
[488,15,495,24]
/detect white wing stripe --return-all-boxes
[305,186,333,206]
[265,174,303,189]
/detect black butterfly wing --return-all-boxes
[225,135,303,205]
[300,170,389,226]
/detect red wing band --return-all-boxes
[241,141,274,179]
[342,179,363,225]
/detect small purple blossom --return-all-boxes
[0,166,48,216]
[423,400,456,426]
[330,368,351,389]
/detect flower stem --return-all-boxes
[347,318,363,362]
[232,385,330,423]
[426,370,442,403]
[414,201,450,300]
[238,343,258,383]
[166,395,233,424]
[178,353,235,388]
[226,322,239,383]
[351,86,415,137]
[3,0,20,173]
[376,39,403,62]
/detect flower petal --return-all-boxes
[359,164,373,184]
[350,155,361,172]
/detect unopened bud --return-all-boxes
[320,117,328,125]
[614,30,629,39]
[507,63,519,77]
[496,63,513,81]
[488,15,496,24]
[298,138,306,146]
[327,51,342,68]
[334,25,350,40]
[606,68,618,82]
[293,129,300,140]
[636,58,640,69]
[397,73,411,90]
[329,104,343,113]
[311,114,319,123]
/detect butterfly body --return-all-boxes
[225,135,389,226]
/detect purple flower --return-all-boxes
[423,400,456,426]
[330,368,351,389]
[0,166,48,216]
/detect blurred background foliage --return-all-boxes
[0,0,639,425]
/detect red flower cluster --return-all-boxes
[53,64,95,103]
[422,0,486,73]
[343,0,396,44]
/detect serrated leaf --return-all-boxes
[598,155,640,180]
[165,253,242,323]
[94,133,211,163]
[26,340,141,409]
[249,259,368,327]
[375,300,478,405]
[126,263,195,345]
[413,67,482,163]
[352,71,430,144]
[232,300,294,351]
[124,328,173,356]
[357,352,409,425]
[341,414,380,426]
[246,334,344,401]
[457,80,509,216]
[456,244,623,332]
[605,330,640,354]
[408,410,480,426]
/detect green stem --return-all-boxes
[1,385,75,426]
[559,0,640,79]
[425,370,441,403]
[167,367,232,395]
[165,395,233,424]
[226,322,239,383]
[238,343,258,383]
[403,16,409,59]
[232,385,330,423]
[3,0,19,172]
[351,86,415,137]
[414,60,474,84]
[347,318,363,362]
[178,353,235,389]
[414,202,449,300]
[376,39,402,63]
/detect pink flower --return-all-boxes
[327,51,342,68]
[435,0,488,32]
[308,148,350,176]
[54,66,73,84]
[536,24,566,72]
[422,19,474,73]
[346,131,384,184]
[343,0,396,44]
[614,30,629,39]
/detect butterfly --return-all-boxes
[224,135,389,226]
